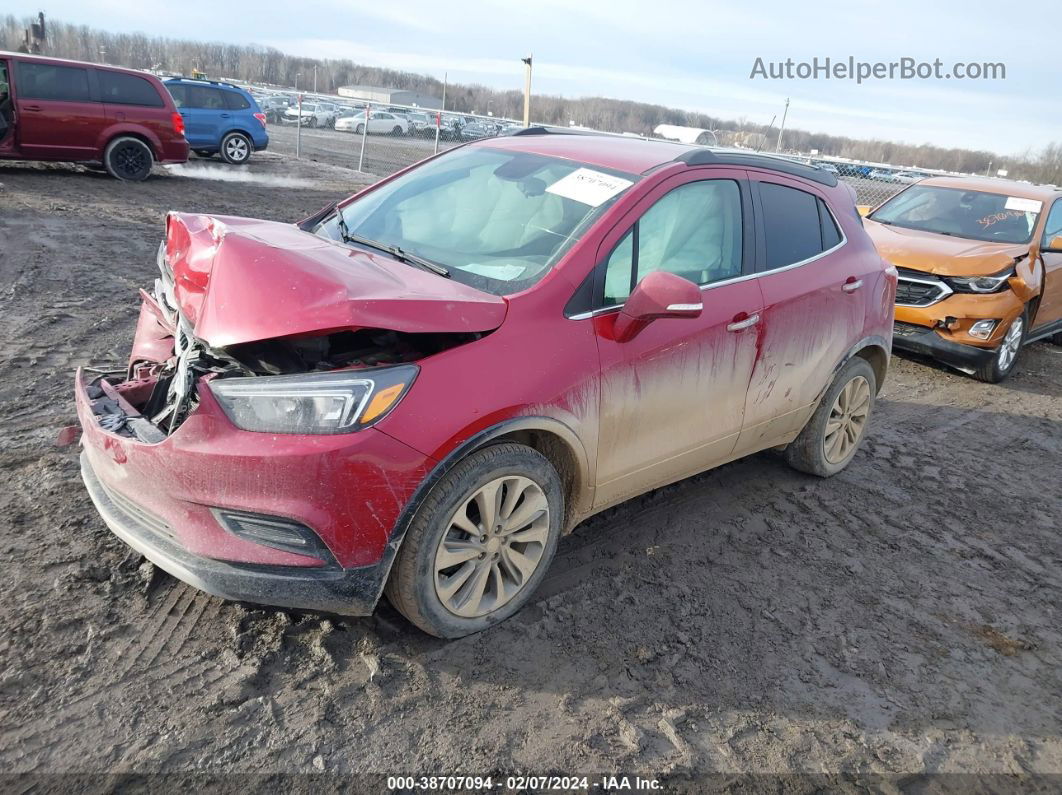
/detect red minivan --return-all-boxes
[72,131,895,636]
[0,51,188,179]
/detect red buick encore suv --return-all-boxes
[74,130,895,637]
[0,51,188,180]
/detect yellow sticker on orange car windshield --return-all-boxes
[546,168,633,207]
[1004,197,1042,213]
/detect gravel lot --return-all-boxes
[1,152,1060,787]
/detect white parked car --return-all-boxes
[282,103,337,128]
[334,111,409,136]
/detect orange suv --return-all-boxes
[864,177,1062,381]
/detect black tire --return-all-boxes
[391,125,402,136]
[784,357,877,477]
[973,309,1028,383]
[1049,331,1062,346]
[308,117,317,128]
[194,150,214,158]
[103,136,153,181]
[219,132,252,165]
[385,444,563,638]
[355,123,364,135]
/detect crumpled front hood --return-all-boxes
[164,212,507,348]
[863,218,1027,277]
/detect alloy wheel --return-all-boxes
[823,375,871,464]
[434,476,550,618]
[114,143,149,178]
[997,316,1023,372]
[224,136,249,162]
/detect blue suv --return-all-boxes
[164,78,268,164]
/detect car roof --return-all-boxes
[916,175,1061,201]
[165,77,245,92]
[0,49,161,80]
[477,131,838,184]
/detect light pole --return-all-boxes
[521,54,533,127]
[313,65,317,94]
[295,72,301,92]
[775,97,790,152]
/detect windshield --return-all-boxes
[870,185,1042,244]
[316,146,639,295]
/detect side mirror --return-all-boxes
[613,271,702,342]
[1046,235,1062,252]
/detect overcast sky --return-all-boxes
[38,0,1058,157]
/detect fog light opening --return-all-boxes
[968,319,999,340]
[212,509,333,563]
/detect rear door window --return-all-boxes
[222,90,250,110]
[181,86,227,109]
[17,61,91,102]
[97,70,164,107]
[758,182,841,269]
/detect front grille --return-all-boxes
[896,269,952,307]
[893,321,928,337]
[98,479,177,544]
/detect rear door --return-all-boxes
[172,85,225,147]
[586,169,763,509]
[12,59,103,159]
[97,68,166,127]
[734,176,867,454]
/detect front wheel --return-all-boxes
[219,132,252,165]
[385,444,563,638]
[391,125,403,136]
[974,311,1027,383]
[785,357,876,477]
[103,136,153,181]
[355,123,365,135]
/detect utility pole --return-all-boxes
[775,97,789,152]
[313,65,317,94]
[521,54,533,127]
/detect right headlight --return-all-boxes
[209,365,417,434]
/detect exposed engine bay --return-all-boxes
[86,244,483,442]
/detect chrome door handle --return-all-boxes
[727,313,760,332]
[842,279,863,293]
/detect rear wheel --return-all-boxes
[385,444,563,638]
[785,357,876,477]
[974,311,1027,383]
[103,136,153,181]
[391,125,403,136]
[219,132,252,165]
[355,123,365,135]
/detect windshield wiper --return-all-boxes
[334,210,450,277]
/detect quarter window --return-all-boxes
[759,182,842,269]
[603,180,744,306]
[17,62,91,102]
[98,71,164,107]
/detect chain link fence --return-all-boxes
[245,84,914,211]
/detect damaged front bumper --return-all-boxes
[891,321,997,371]
[75,367,434,615]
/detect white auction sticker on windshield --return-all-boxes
[1004,197,1042,213]
[546,168,633,207]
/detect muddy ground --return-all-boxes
[1,152,1060,788]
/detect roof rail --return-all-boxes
[168,76,239,90]
[505,125,612,138]
[675,148,839,186]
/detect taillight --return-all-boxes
[171,111,185,137]
[254,112,267,128]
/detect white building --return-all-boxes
[337,85,443,109]
[653,124,718,146]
